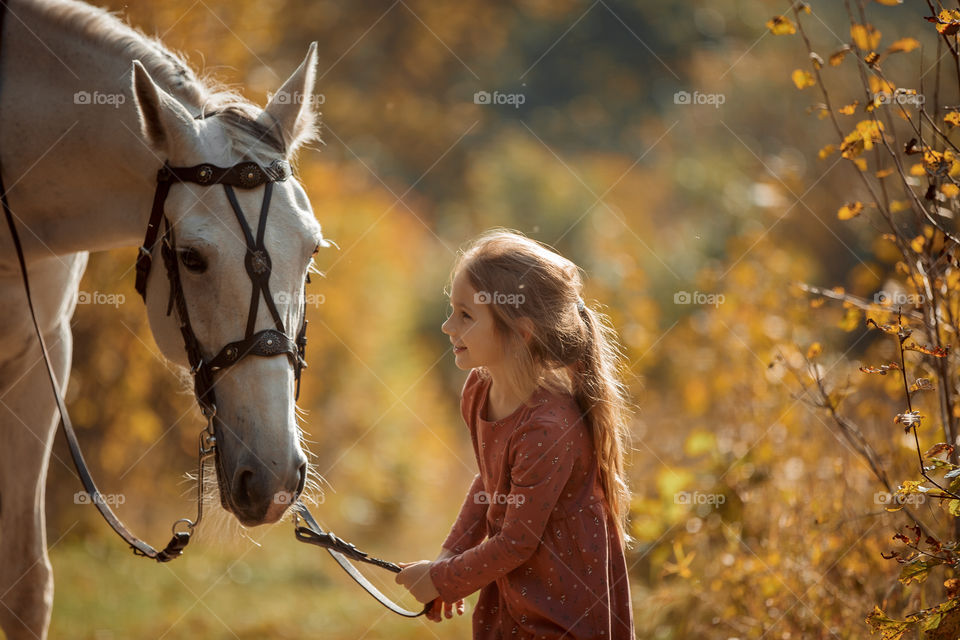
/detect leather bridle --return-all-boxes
[134,157,309,416]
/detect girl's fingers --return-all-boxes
[443,600,453,619]
[456,599,465,615]
[428,597,443,622]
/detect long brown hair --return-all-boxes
[452,229,632,544]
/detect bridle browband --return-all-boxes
[135,157,308,416]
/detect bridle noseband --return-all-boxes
[134,158,309,416]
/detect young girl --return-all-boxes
[396,230,634,639]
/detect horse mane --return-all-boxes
[32,0,286,155]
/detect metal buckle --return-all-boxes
[172,518,195,535]
[265,159,291,182]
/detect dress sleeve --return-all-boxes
[441,473,488,554]
[429,416,579,602]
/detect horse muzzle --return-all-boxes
[215,432,308,526]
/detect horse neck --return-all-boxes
[0,0,203,260]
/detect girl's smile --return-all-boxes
[441,271,504,373]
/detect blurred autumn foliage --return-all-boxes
[43,0,960,638]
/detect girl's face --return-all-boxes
[441,270,506,372]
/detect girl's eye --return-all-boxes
[179,248,207,273]
[461,311,472,320]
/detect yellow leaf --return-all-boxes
[886,37,920,54]
[766,15,796,35]
[807,342,823,359]
[909,163,926,176]
[819,144,836,160]
[945,112,960,127]
[890,200,910,213]
[912,235,925,252]
[841,119,885,159]
[851,23,881,51]
[937,10,960,35]
[829,47,852,66]
[869,76,895,96]
[854,157,867,171]
[838,101,859,115]
[873,0,901,4]
[792,69,815,90]
[875,167,894,178]
[838,201,864,220]
[839,307,861,332]
[924,149,949,174]
[943,183,960,198]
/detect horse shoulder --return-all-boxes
[0,251,87,392]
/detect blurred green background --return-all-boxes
[36,0,955,638]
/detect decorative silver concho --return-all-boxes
[249,250,269,274]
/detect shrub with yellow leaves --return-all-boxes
[774,1,960,637]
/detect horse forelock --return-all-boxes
[198,105,287,163]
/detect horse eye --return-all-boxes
[179,248,207,273]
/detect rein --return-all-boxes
[0,0,429,617]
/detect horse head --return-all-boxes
[130,44,326,527]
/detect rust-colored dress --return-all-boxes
[429,369,634,639]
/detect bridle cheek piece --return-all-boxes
[134,157,309,418]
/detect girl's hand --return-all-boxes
[396,561,441,604]
[423,548,465,622]
[424,596,465,622]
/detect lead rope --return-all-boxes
[293,504,434,617]
[0,0,210,563]
[0,158,213,562]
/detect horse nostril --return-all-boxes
[295,462,307,499]
[235,468,256,504]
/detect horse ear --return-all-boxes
[131,60,198,154]
[261,42,319,156]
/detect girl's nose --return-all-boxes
[441,317,453,335]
